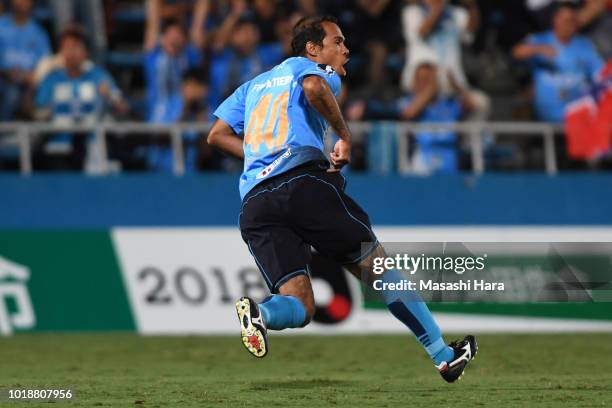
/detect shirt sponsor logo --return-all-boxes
[318,64,335,76]
[255,149,292,179]
[252,75,294,91]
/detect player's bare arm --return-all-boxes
[302,75,351,170]
[210,15,477,382]
[207,119,245,160]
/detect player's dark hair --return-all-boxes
[59,25,89,50]
[291,15,338,57]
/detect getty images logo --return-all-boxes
[0,256,35,335]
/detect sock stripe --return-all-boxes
[381,269,448,364]
[387,301,426,337]
[420,335,432,347]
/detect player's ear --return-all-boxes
[305,41,320,57]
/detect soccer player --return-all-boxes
[208,16,477,382]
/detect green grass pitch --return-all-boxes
[1,333,611,407]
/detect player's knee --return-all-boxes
[345,243,387,284]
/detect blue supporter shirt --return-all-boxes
[214,56,341,199]
[143,44,201,123]
[209,44,284,110]
[399,96,462,173]
[0,14,50,71]
[526,31,603,122]
[36,63,121,123]
[398,96,463,145]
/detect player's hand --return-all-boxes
[328,139,350,172]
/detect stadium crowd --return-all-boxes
[0,0,611,173]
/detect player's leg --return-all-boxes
[343,244,454,360]
[237,179,316,357]
[289,171,451,358]
[235,273,312,358]
[259,274,314,329]
[236,224,313,357]
[290,168,476,381]
[343,245,477,382]
[239,218,314,331]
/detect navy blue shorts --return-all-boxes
[239,161,378,293]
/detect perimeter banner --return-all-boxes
[2,228,612,335]
[0,231,134,334]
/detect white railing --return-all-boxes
[0,121,565,176]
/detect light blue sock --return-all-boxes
[258,295,307,330]
[380,269,454,365]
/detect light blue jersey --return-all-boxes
[0,14,51,71]
[214,56,341,200]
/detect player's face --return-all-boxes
[319,22,350,77]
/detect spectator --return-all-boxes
[348,63,477,174]
[401,0,489,120]
[0,0,51,120]
[145,68,218,172]
[34,26,127,169]
[178,68,209,122]
[36,27,126,123]
[143,0,208,123]
[348,0,404,97]
[33,20,105,87]
[208,0,283,109]
[512,3,604,122]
